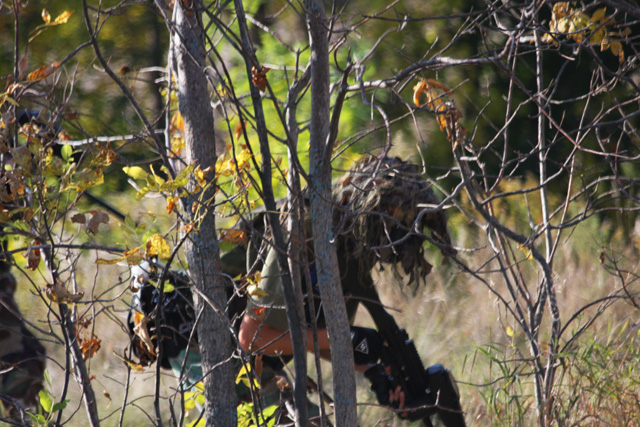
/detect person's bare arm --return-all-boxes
[238,314,375,376]
[238,313,331,355]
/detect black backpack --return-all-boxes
[127,265,195,369]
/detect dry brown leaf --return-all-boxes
[234,121,245,140]
[113,351,147,373]
[71,213,86,224]
[219,228,247,244]
[87,210,109,235]
[79,335,101,360]
[18,54,28,81]
[27,62,60,82]
[132,313,156,357]
[45,281,83,303]
[166,196,176,214]
[25,244,41,271]
[251,66,270,92]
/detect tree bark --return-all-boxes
[305,0,358,425]
[172,1,236,425]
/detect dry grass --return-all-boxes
[352,211,640,426]
[9,198,640,426]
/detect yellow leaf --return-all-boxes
[96,254,126,265]
[235,364,260,389]
[412,80,427,106]
[113,351,147,373]
[591,7,606,23]
[149,165,165,186]
[123,166,148,180]
[52,10,74,25]
[235,148,253,170]
[42,9,51,24]
[183,392,198,411]
[610,40,624,62]
[194,165,212,185]
[74,167,104,191]
[170,111,184,135]
[247,283,269,298]
[145,234,171,260]
[552,2,569,20]
[541,33,554,44]
[505,326,514,337]
[125,247,144,265]
[589,28,605,45]
[170,137,184,157]
[246,271,262,285]
[517,244,533,261]
[557,17,569,34]
[97,246,145,265]
[0,93,19,108]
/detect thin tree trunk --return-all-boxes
[60,303,100,427]
[305,0,358,424]
[172,1,236,425]
[232,1,310,424]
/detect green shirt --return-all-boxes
[245,243,369,331]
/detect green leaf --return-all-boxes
[51,399,69,413]
[27,412,47,426]
[124,214,137,231]
[141,230,154,245]
[61,144,73,162]
[43,369,52,388]
[174,164,195,185]
[39,389,53,413]
[261,404,279,426]
[146,173,158,188]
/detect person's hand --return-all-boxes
[350,326,382,365]
[389,385,408,418]
[363,364,391,405]
[365,365,409,418]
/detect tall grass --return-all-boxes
[355,206,639,426]
[10,197,640,426]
